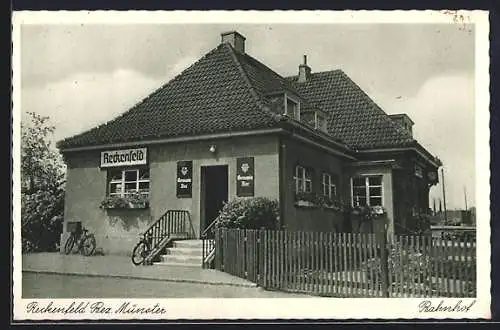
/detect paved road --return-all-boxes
[23,273,311,298]
[23,253,256,287]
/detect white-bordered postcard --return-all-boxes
[12,10,491,321]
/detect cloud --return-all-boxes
[20,54,199,144]
[369,74,475,209]
[21,69,165,143]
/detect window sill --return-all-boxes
[293,200,344,211]
[294,200,318,208]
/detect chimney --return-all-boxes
[298,55,311,83]
[221,31,246,53]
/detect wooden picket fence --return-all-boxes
[213,228,476,298]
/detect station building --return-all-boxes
[57,31,441,255]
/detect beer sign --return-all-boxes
[236,157,254,197]
[100,147,147,168]
[176,160,193,198]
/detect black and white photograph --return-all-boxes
[12,10,490,320]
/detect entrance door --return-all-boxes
[200,165,229,235]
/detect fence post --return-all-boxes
[378,226,390,297]
[257,229,264,287]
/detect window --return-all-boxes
[414,164,423,178]
[108,168,150,197]
[294,165,312,193]
[352,175,383,207]
[315,112,328,133]
[322,173,337,199]
[285,96,300,120]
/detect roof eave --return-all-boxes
[279,118,355,159]
[57,127,286,153]
[357,143,442,168]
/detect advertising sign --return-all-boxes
[236,157,255,197]
[177,160,193,198]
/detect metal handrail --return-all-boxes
[140,209,193,265]
[201,218,219,268]
[201,217,219,239]
[186,212,196,239]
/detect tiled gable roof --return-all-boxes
[57,44,281,149]
[287,70,416,150]
[58,40,418,154]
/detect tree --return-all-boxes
[21,112,65,252]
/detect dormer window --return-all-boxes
[315,112,328,133]
[285,95,300,120]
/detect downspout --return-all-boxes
[278,136,286,229]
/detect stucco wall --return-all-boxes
[149,135,280,238]
[281,137,345,232]
[344,165,394,238]
[61,135,280,255]
[392,165,432,234]
[61,151,152,255]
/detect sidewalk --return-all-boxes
[22,253,257,288]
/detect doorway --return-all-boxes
[200,165,228,235]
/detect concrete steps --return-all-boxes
[155,239,203,267]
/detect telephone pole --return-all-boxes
[441,168,448,223]
[463,186,468,211]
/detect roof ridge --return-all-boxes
[223,43,281,122]
[285,68,343,80]
[242,53,299,92]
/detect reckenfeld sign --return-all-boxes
[100,148,148,168]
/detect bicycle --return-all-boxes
[64,227,97,256]
[131,233,153,265]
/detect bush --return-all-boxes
[215,197,279,230]
[406,213,431,235]
[443,231,476,242]
[361,242,432,285]
[430,257,476,281]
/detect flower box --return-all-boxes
[100,194,149,210]
[101,202,149,210]
[324,205,342,211]
[294,200,317,208]
[294,192,346,210]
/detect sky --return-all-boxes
[19,22,476,210]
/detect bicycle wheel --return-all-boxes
[64,235,75,254]
[131,241,148,265]
[81,234,96,256]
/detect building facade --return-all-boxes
[57,31,441,255]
